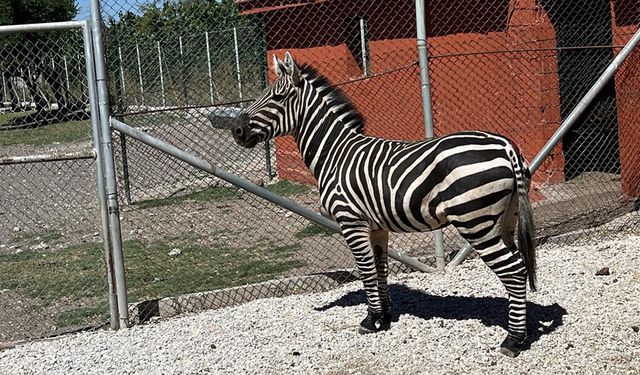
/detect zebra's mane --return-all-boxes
[299,64,366,134]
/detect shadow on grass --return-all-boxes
[315,284,566,350]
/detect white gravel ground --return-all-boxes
[1,234,639,374]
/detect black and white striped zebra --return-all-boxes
[232,52,537,357]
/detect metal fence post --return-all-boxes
[157,41,166,107]
[63,56,70,91]
[135,43,144,107]
[179,36,188,105]
[415,0,446,271]
[205,31,215,105]
[233,27,244,105]
[1,73,7,101]
[114,35,133,206]
[359,18,370,76]
[117,46,127,99]
[81,20,119,330]
[89,0,130,329]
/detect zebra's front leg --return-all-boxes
[371,229,392,331]
[339,220,386,334]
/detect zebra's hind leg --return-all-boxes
[468,233,528,357]
[339,220,386,334]
[371,229,392,331]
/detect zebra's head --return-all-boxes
[232,52,302,148]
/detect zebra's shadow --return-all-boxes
[314,284,567,349]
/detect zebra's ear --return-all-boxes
[272,54,286,78]
[284,51,301,85]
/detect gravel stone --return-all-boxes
[0,234,639,374]
[168,248,182,257]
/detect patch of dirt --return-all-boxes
[0,290,53,343]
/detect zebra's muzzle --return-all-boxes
[232,114,259,148]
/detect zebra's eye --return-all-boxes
[272,93,286,101]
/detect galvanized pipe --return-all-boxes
[157,41,166,107]
[0,150,95,165]
[0,21,86,34]
[135,44,144,107]
[233,27,244,106]
[205,32,215,105]
[415,0,446,271]
[359,18,369,76]
[81,20,120,330]
[448,242,473,268]
[89,0,130,328]
[530,27,640,173]
[117,46,127,97]
[63,56,70,91]
[111,118,436,274]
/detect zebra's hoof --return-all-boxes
[357,324,377,334]
[357,310,385,334]
[499,335,525,357]
[378,312,392,331]
[358,314,378,334]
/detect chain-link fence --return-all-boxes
[1,0,639,344]
[0,24,110,344]
[93,0,640,326]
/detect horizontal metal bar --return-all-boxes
[0,21,86,34]
[111,118,437,274]
[530,26,640,173]
[0,150,95,165]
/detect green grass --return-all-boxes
[295,223,336,238]
[136,186,241,209]
[0,110,36,123]
[55,306,108,328]
[266,180,312,197]
[11,230,63,246]
[0,233,305,328]
[0,120,91,147]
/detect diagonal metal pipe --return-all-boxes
[110,118,437,274]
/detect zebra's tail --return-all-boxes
[512,148,537,292]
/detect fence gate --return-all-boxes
[0,21,121,345]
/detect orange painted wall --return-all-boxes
[612,0,640,197]
[246,0,567,189]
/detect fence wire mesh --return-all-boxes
[2,0,638,343]
[93,0,640,325]
[0,27,109,343]
[83,0,640,328]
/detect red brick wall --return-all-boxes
[612,0,640,197]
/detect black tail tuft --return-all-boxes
[517,168,537,292]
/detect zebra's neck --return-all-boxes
[293,80,365,180]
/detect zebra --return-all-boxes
[231,52,537,357]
